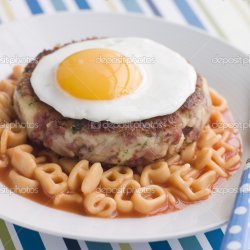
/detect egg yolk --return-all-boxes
[56,49,142,100]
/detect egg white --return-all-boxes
[31,37,197,123]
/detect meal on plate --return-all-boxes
[0,37,241,218]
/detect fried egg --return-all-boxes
[31,37,197,123]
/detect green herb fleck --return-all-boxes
[71,122,82,134]
[28,100,38,106]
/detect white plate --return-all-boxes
[0,12,249,242]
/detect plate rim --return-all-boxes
[0,207,228,242]
[0,11,248,57]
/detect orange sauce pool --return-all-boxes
[0,109,242,218]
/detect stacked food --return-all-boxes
[0,38,241,217]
